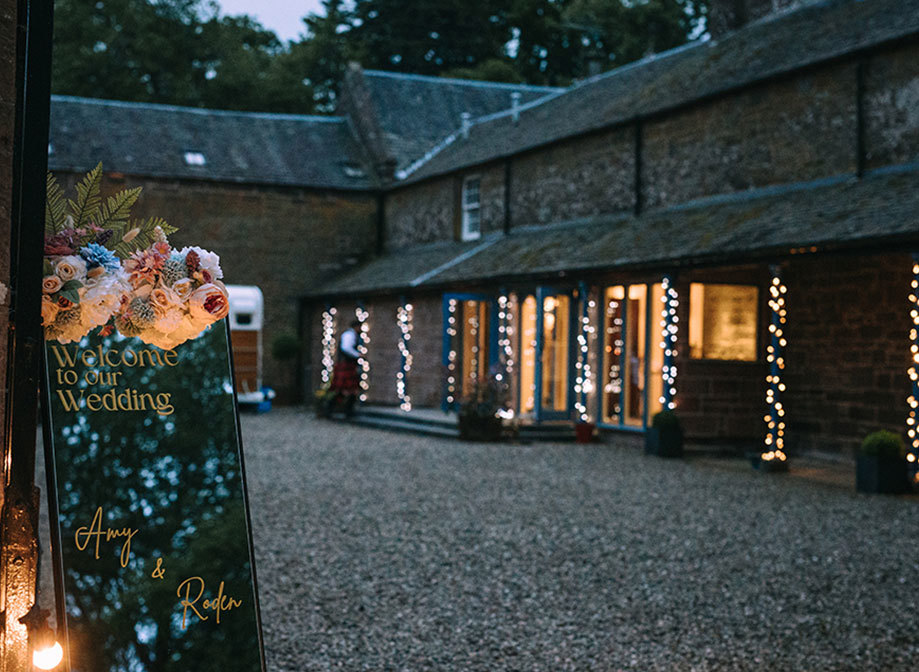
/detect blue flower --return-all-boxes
[79,243,120,272]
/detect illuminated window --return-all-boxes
[689,283,759,361]
[461,176,481,241]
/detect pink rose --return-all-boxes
[188,283,229,322]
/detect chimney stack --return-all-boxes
[510,92,521,124]
[461,112,472,139]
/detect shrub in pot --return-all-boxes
[856,430,908,494]
[575,420,596,444]
[646,410,683,458]
[458,376,506,442]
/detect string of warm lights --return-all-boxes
[496,293,517,419]
[445,298,458,406]
[763,268,788,463]
[604,294,623,418]
[497,294,515,385]
[320,306,337,384]
[396,300,414,412]
[660,276,679,411]
[907,256,919,465]
[574,285,596,422]
[468,308,480,384]
[355,306,370,402]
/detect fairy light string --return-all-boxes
[907,256,919,467]
[356,305,370,402]
[446,298,458,406]
[660,276,679,411]
[763,267,788,463]
[321,306,337,384]
[396,299,414,412]
[574,284,595,422]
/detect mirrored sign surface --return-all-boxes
[43,320,265,672]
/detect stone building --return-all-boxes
[306,0,919,457]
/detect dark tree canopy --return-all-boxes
[52,0,708,114]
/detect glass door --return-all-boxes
[536,287,573,421]
[518,295,538,417]
[600,283,664,428]
[442,293,498,410]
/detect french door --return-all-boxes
[442,293,498,410]
[517,287,574,421]
[600,283,665,428]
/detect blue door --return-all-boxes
[534,287,574,422]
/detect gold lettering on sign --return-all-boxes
[177,577,243,630]
[74,506,139,567]
[49,343,179,416]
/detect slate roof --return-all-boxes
[48,96,376,190]
[359,70,560,172]
[309,166,919,297]
[401,0,919,183]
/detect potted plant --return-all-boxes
[575,418,596,444]
[646,410,683,458]
[458,376,506,442]
[856,430,908,494]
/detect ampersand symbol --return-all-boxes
[151,557,166,580]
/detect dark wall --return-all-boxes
[783,252,912,456]
[384,42,919,247]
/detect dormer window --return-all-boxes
[461,175,481,241]
[183,151,206,166]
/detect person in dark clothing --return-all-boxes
[328,319,362,417]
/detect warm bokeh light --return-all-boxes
[32,641,64,670]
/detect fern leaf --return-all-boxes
[68,162,103,229]
[45,173,68,235]
[95,186,142,230]
[113,216,178,258]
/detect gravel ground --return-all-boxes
[243,410,919,671]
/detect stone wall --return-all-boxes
[510,127,635,227]
[642,62,858,209]
[384,177,454,249]
[54,172,378,400]
[864,42,919,170]
[782,252,911,456]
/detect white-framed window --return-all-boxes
[461,175,481,241]
[688,283,759,361]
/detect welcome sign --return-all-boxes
[43,322,266,671]
[39,167,265,671]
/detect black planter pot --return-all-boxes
[458,416,504,442]
[856,455,907,494]
[645,426,683,458]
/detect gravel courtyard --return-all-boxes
[244,410,919,671]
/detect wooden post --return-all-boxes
[1,0,53,668]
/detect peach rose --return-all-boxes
[151,286,181,311]
[41,296,60,326]
[188,283,229,322]
[54,255,87,282]
[42,275,63,294]
[172,278,194,302]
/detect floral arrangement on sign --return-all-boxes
[43,164,229,348]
